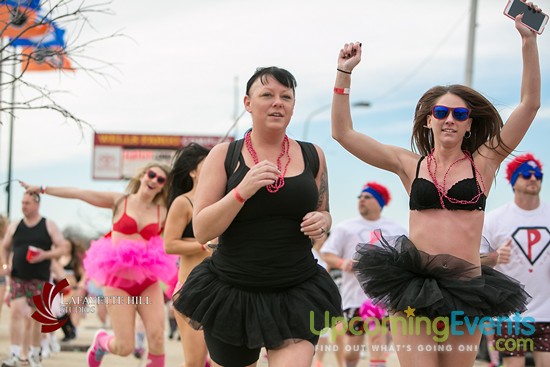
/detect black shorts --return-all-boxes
[204,327,319,367]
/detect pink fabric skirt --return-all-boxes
[83,235,178,286]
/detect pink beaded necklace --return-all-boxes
[244,131,291,193]
[426,149,486,209]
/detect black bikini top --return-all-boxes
[181,196,194,239]
[409,156,486,211]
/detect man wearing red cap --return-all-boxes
[483,153,550,366]
[321,182,407,367]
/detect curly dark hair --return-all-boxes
[411,84,510,156]
[167,143,210,209]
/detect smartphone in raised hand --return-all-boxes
[503,0,549,34]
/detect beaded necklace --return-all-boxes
[244,131,291,193]
[426,149,486,209]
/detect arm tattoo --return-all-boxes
[317,162,329,211]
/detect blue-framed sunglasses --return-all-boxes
[520,171,543,180]
[431,105,471,122]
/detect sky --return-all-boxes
[0,0,549,236]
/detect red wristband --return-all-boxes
[337,258,344,269]
[233,188,246,204]
[333,87,350,95]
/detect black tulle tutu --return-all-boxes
[353,234,531,318]
[172,258,342,349]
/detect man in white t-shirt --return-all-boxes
[483,153,550,367]
[321,182,407,367]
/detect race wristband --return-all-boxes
[233,188,246,204]
[334,87,350,95]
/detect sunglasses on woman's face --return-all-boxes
[431,105,471,122]
[520,171,543,180]
[146,170,166,185]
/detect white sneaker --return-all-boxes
[28,355,42,367]
[49,334,61,353]
[1,355,21,367]
[40,341,50,359]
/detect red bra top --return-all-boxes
[112,197,162,240]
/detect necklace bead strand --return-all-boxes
[244,131,291,193]
[426,149,486,209]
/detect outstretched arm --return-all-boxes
[20,181,123,209]
[331,42,416,180]
[481,7,541,163]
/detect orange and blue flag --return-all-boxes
[10,23,73,72]
[0,0,49,39]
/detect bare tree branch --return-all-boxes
[0,0,120,127]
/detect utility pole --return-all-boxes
[465,0,478,87]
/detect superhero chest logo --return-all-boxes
[512,227,550,266]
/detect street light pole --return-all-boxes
[302,101,371,141]
[465,0,478,87]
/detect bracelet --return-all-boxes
[337,68,351,75]
[232,188,246,204]
[336,258,344,269]
[334,87,350,95]
[40,185,46,194]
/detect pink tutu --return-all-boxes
[359,299,386,331]
[83,235,178,286]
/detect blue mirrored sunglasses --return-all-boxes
[431,105,471,122]
[521,171,543,180]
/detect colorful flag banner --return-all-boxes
[0,2,49,38]
[12,23,73,71]
[1,0,41,9]
[22,45,72,71]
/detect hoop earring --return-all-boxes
[464,131,471,139]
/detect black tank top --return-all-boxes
[11,218,52,281]
[181,196,194,238]
[409,156,486,211]
[210,141,320,291]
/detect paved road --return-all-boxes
[0,304,492,367]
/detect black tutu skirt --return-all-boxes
[172,258,342,349]
[353,234,531,318]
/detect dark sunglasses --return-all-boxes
[431,105,471,122]
[520,171,543,180]
[147,170,166,185]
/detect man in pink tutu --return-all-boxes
[321,182,407,367]
[483,153,550,367]
[0,192,68,367]
[21,162,177,367]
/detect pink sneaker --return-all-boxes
[87,330,108,367]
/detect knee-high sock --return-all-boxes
[146,353,165,367]
[98,334,114,353]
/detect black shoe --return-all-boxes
[61,332,76,342]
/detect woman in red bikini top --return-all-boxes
[21,162,176,367]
